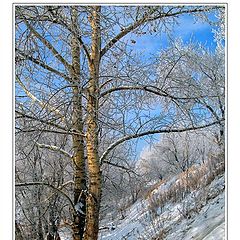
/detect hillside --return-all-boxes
[98,157,225,240]
[57,156,225,240]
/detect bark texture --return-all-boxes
[71,7,86,240]
[84,6,102,240]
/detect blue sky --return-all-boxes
[130,12,219,58]
[175,15,217,47]
[15,7,222,160]
[130,12,221,158]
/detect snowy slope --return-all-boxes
[99,174,225,240]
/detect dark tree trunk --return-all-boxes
[70,7,87,240]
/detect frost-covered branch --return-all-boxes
[100,84,218,100]
[16,110,67,131]
[35,142,73,159]
[22,18,72,71]
[16,76,66,122]
[16,49,71,82]
[101,160,138,174]
[100,119,224,164]
[15,181,76,213]
[100,6,217,57]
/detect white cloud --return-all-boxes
[174,15,211,36]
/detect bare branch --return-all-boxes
[100,7,216,57]
[15,110,69,132]
[100,119,224,164]
[100,85,168,98]
[100,84,218,101]
[15,126,82,137]
[23,18,72,71]
[101,160,137,174]
[16,76,66,122]
[16,49,72,82]
[15,181,76,213]
[35,142,73,159]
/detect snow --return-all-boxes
[99,173,225,240]
[202,222,225,240]
[166,191,225,240]
[59,227,72,240]
[75,202,85,215]
[98,200,144,240]
[57,171,225,240]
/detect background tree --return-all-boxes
[138,129,222,183]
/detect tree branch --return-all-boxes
[23,18,72,71]
[15,110,69,132]
[100,84,217,101]
[100,85,168,98]
[100,6,216,58]
[100,119,224,164]
[101,160,137,174]
[15,181,76,213]
[15,126,82,137]
[16,76,66,122]
[35,142,73,159]
[100,9,155,58]
[16,49,72,82]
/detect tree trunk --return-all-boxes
[84,6,101,240]
[72,68,86,240]
[37,189,44,240]
[71,7,86,240]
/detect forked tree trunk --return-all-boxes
[84,6,102,240]
[71,7,87,240]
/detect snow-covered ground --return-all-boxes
[58,169,225,240]
[98,174,225,240]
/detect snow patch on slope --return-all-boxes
[99,174,225,240]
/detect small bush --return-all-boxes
[146,152,224,220]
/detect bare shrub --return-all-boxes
[138,211,170,240]
[146,152,224,218]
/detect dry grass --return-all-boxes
[147,152,225,215]
[136,152,225,240]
